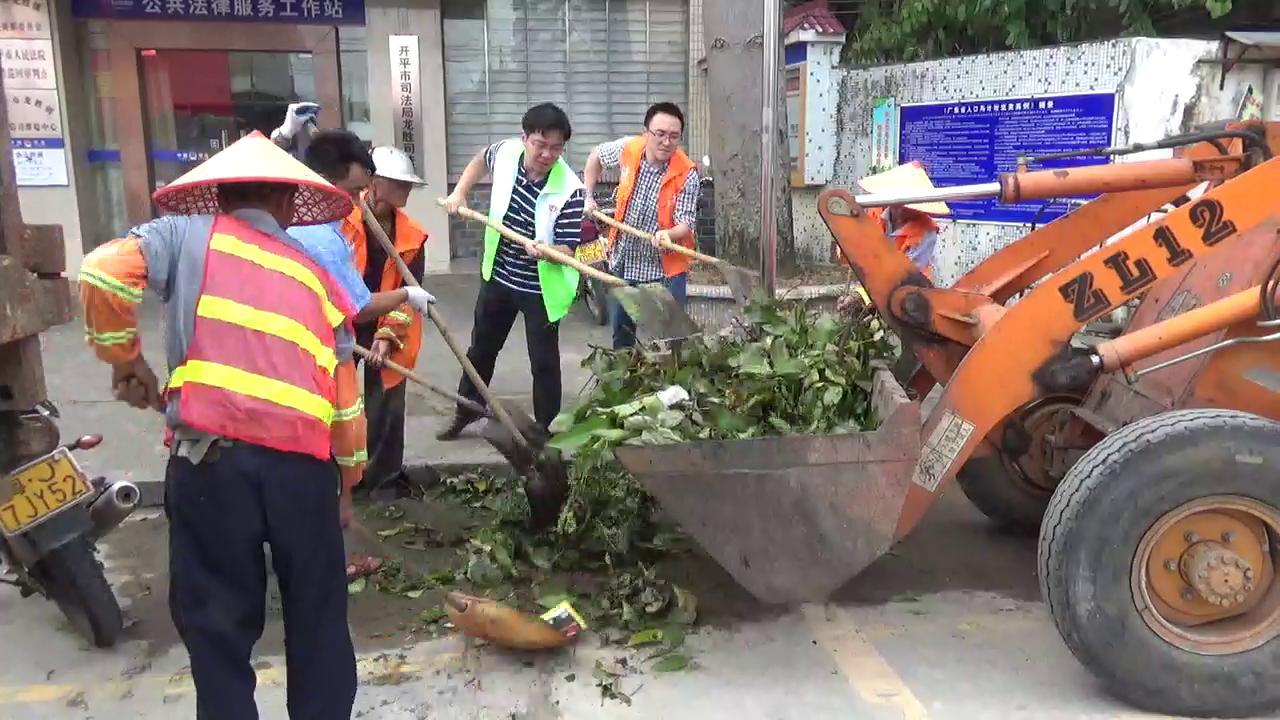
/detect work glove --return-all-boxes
[404,286,437,314]
[274,101,321,142]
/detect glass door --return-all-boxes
[140,49,316,192]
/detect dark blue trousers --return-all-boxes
[165,443,356,720]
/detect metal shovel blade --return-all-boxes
[479,419,568,532]
[611,285,701,341]
[715,263,762,308]
[612,369,921,604]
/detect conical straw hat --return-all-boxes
[858,160,951,216]
[152,131,353,226]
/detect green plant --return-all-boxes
[846,0,1234,64]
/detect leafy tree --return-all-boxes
[845,0,1233,64]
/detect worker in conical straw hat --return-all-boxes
[76,130,370,719]
[841,160,950,281]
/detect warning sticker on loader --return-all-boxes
[911,410,976,492]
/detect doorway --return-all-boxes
[140,49,316,190]
[103,20,343,225]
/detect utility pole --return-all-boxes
[759,0,780,296]
[703,0,795,278]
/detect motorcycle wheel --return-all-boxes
[37,536,123,648]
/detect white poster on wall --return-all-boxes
[1,0,64,186]
[12,144,66,185]
[0,0,52,39]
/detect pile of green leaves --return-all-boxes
[549,297,889,461]
[397,298,890,643]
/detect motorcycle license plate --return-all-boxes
[575,239,608,265]
[0,449,92,536]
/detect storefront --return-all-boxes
[5,0,693,271]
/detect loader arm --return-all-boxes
[889,155,1280,537]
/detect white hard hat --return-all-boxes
[372,146,426,186]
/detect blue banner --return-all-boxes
[898,92,1116,225]
[11,138,64,150]
[70,0,365,25]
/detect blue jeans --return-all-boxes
[610,272,688,349]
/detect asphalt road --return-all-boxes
[2,272,1263,719]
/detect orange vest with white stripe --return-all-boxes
[165,215,356,460]
[609,136,697,278]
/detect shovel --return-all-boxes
[439,200,699,341]
[356,197,566,530]
[588,208,760,308]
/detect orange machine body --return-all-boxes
[818,121,1280,539]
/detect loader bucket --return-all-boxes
[613,369,921,604]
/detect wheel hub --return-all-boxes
[1135,497,1280,655]
[1180,540,1254,607]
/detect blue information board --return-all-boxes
[71,0,365,26]
[898,92,1116,225]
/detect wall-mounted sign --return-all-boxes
[869,97,896,173]
[0,0,51,39]
[1,0,63,186]
[70,0,366,26]
[389,34,422,171]
[785,65,804,175]
[0,38,54,90]
[7,88,60,138]
[899,92,1116,225]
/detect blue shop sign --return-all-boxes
[898,92,1116,225]
[71,0,365,25]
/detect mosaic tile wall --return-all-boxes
[790,37,1227,284]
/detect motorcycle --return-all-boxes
[0,403,140,647]
[576,215,612,326]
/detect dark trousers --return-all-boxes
[362,368,407,489]
[455,279,561,428]
[611,271,689,349]
[165,444,356,720]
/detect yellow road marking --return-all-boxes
[0,648,462,706]
[802,604,929,719]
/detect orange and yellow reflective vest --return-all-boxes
[164,214,357,461]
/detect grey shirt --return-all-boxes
[130,208,354,431]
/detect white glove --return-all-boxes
[274,102,321,142]
[404,286,436,314]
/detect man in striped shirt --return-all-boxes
[439,103,586,439]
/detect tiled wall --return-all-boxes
[794,37,1223,283]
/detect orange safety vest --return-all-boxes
[165,214,356,461]
[865,206,936,279]
[609,135,697,278]
[346,201,429,389]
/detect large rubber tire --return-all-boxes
[1038,409,1280,717]
[955,448,1051,534]
[37,535,123,648]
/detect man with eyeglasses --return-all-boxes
[436,103,586,440]
[583,102,701,349]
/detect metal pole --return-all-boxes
[759,0,779,297]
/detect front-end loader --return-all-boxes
[614,120,1280,717]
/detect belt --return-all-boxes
[171,432,236,464]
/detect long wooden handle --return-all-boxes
[440,199,625,288]
[589,208,721,265]
[357,196,530,448]
[353,344,488,418]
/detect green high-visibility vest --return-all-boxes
[482,139,582,322]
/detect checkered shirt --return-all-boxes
[597,138,700,283]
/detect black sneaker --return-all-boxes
[436,415,478,441]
